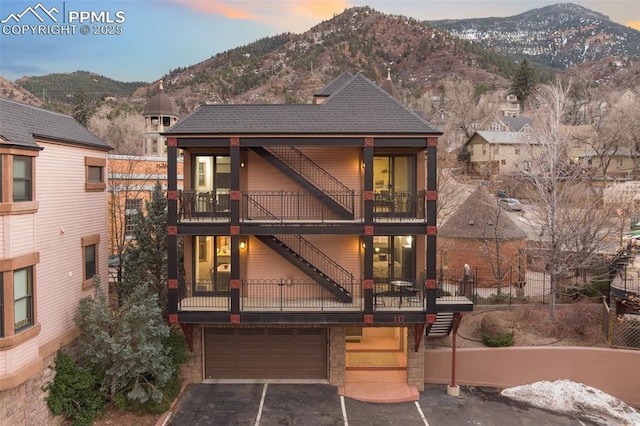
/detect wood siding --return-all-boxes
[0,140,108,378]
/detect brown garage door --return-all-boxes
[204,328,327,379]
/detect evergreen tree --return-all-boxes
[121,181,169,314]
[510,59,537,112]
[73,87,92,127]
[75,279,172,404]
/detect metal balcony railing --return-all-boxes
[178,190,426,222]
[177,279,429,311]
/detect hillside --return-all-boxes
[15,71,148,104]
[0,76,42,106]
[428,3,640,70]
[7,5,639,115]
[135,7,516,111]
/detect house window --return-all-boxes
[14,267,33,332]
[193,236,231,295]
[193,155,231,215]
[13,156,32,202]
[82,234,100,289]
[490,122,501,131]
[494,146,499,154]
[125,199,142,237]
[524,161,532,172]
[482,145,486,155]
[372,235,416,282]
[85,157,106,191]
[617,158,623,169]
[501,159,506,165]
[515,146,520,155]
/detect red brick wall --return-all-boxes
[436,238,527,288]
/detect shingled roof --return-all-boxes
[439,186,527,240]
[165,72,440,136]
[0,98,110,151]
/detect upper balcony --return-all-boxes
[177,190,426,224]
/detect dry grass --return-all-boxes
[428,302,607,348]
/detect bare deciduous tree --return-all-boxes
[440,78,500,150]
[525,80,613,319]
[90,112,144,155]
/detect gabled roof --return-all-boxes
[165,73,441,136]
[0,97,110,151]
[314,71,354,97]
[465,131,537,146]
[500,116,533,132]
[575,147,637,158]
[439,186,527,240]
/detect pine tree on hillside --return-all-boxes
[510,59,537,112]
[73,87,92,126]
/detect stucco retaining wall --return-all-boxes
[424,346,640,407]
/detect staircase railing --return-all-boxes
[264,146,354,214]
[275,234,354,289]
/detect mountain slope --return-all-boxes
[428,3,640,69]
[15,71,148,104]
[137,7,516,110]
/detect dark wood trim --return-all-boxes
[177,311,433,324]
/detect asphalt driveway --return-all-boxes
[167,383,598,425]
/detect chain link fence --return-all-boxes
[603,298,640,349]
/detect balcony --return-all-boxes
[178,190,426,223]
[178,279,426,312]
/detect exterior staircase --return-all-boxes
[252,146,354,219]
[426,313,455,337]
[255,234,353,303]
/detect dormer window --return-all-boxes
[151,117,159,125]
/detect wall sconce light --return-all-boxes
[361,242,366,249]
[239,241,246,249]
[240,161,245,168]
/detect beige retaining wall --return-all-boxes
[424,346,640,408]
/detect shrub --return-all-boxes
[44,352,107,426]
[482,332,515,347]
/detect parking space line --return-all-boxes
[255,383,268,426]
[340,395,348,426]
[414,401,429,426]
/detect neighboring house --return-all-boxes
[163,72,472,390]
[499,93,521,117]
[438,186,528,288]
[463,131,541,176]
[0,98,111,424]
[107,154,184,250]
[572,148,636,183]
[107,87,182,288]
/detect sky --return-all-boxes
[0,0,639,83]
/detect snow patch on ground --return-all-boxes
[501,380,640,425]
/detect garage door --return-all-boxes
[204,328,327,379]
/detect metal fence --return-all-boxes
[602,298,640,349]
[438,267,608,306]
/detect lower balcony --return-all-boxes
[178,279,427,312]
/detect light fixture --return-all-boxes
[361,242,366,249]
[239,241,246,249]
[240,161,245,168]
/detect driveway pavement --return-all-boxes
[167,383,598,425]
